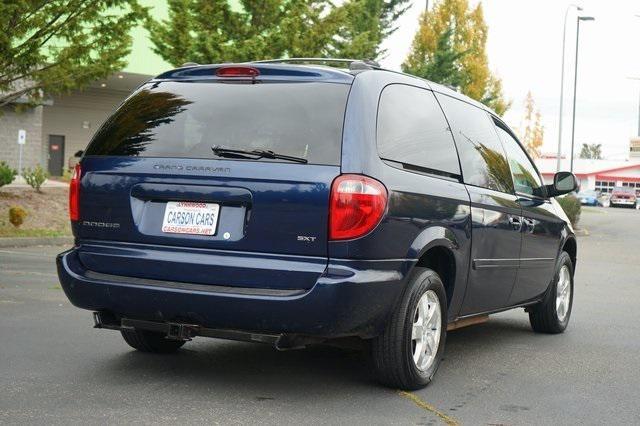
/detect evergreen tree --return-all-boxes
[404,25,466,89]
[146,0,409,66]
[331,0,411,59]
[0,1,147,108]
[402,0,509,115]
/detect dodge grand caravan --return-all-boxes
[57,59,579,390]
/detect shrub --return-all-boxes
[557,194,581,226]
[9,206,28,227]
[23,165,48,192]
[0,161,17,187]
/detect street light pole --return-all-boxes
[557,4,582,172]
[569,16,595,172]
[635,16,640,136]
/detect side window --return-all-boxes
[437,95,514,193]
[377,84,461,177]
[495,122,544,197]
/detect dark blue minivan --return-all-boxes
[57,59,579,389]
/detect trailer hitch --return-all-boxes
[91,312,323,348]
[165,322,200,341]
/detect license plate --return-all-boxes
[161,201,220,236]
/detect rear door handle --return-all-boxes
[508,215,522,231]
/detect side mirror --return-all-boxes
[547,171,578,197]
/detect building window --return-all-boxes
[621,181,640,188]
[595,180,616,193]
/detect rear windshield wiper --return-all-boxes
[211,146,308,164]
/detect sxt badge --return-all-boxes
[297,235,317,242]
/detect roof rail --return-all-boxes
[252,58,382,71]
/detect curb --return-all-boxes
[0,236,74,248]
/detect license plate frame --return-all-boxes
[161,201,220,236]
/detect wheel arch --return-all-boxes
[408,226,469,320]
[415,245,457,307]
[562,236,577,271]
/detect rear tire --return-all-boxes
[529,251,574,334]
[121,329,186,353]
[370,267,447,390]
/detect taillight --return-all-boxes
[216,66,260,77]
[329,174,388,240]
[69,164,81,221]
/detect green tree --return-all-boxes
[402,0,510,115]
[403,25,466,89]
[0,1,147,108]
[331,0,410,59]
[146,0,409,66]
[0,161,17,187]
[579,143,602,159]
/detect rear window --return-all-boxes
[85,81,350,165]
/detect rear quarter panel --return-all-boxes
[334,71,472,320]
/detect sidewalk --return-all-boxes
[0,236,73,248]
[6,176,68,189]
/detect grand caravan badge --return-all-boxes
[153,164,231,174]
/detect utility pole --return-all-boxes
[632,15,640,138]
[569,15,595,173]
[556,4,582,172]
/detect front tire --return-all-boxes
[370,268,447,390]
[529,251,574,334]
[121,329,186,353]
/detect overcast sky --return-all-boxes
[380,0,640,160]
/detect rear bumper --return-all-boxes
[57,247,414,339]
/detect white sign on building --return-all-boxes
[17,129,26,145]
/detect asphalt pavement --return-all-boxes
[1,207,639,425]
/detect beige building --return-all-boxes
[1,73,151,176]
[40,73,150,175]
[631,137,640,159]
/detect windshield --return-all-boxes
[85,81,350,165]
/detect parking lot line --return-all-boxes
[398,390,459,425]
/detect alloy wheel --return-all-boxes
[556,265,572,322]
[411,290,442,372]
